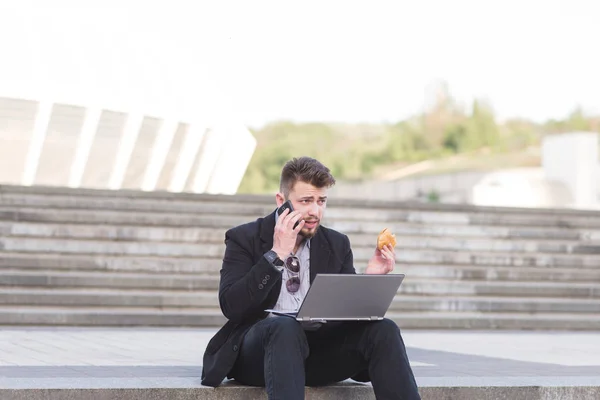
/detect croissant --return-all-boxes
[377,228,397,250]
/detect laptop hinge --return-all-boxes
[301,317,311,321]
[370,316,380,320]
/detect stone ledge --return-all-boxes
[2,377,600,400]
[2,385,600,400]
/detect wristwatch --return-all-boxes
[264,250,284,271]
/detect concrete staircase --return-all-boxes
[1,184,600,329]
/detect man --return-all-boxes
[201,156,421,400]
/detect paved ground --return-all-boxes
[1,327,600,389]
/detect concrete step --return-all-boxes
[5,237,600,269]
[0,221,229,244]
[0,206,254,229]
[4,221,600,253]
[3,182,600,217]
[1,269,599,298]
[0,252,220,274]
[5,187,600,229]
[1,306,600,330]
[385,236,600,254]
[5,206,600,246]
[0,192,274,215]
[402,264,600,282]
[5,202,600,231]
[0,220,594,244]
[0,269,219,291]
[4,252,600,282]
[3,250,600,281]
[390,295,600,313]
[397,278,600,298]
[389,311,600,330]
[0,190,272,210]
[0,305,227,326]
[331,220,600,239]
[0,236,226,258]
[3,219,599,243]
[0,287,218,308]
[3,287,600,314]
[0,183,273,202]
[390,249,600,268]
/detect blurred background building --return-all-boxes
[0,4,256,195]
[1,90,598,207]
[330,131,600,210]
[0,96,256,195]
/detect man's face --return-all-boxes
[277,181,328,239]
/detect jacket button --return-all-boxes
[262,279,267,284]
[233,345,238,352]
[265,275,270,280]
[258,284,264,289]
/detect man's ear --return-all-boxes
[275,192,285,207]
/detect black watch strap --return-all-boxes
[264,250,284,268]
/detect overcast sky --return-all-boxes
[0,0,598,129]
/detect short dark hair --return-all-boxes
[279,157,336,197]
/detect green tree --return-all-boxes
[236,87,599,195]
[442,122,467,153]
[544,107,598,134]
[467,100,499,148]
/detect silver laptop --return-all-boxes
[265,273,405,322]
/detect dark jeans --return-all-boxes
[228,317,421,400]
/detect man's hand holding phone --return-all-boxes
[272,205,304,259]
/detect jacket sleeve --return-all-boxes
[217,228,282,323]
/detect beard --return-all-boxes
[299,220,320,239]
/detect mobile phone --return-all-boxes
[277,200,300,229]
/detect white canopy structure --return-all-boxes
[0,4,256,194]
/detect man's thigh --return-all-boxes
[304,324,368,386]
[229,317,310,386]
[230,319,371,387]
[228,318,274,386]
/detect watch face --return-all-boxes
[266,250,280,264]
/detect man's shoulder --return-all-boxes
[225,212,273,240]
[226,218,261,238]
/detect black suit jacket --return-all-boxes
[200,209,357,387]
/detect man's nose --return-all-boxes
[307,203,319,216]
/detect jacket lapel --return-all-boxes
[309,227,331,284]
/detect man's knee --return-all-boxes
[369,318,401,342]
[263,317,307,342]
[267,317,305,335]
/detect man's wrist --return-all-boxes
[271,247,288,260]
[264,250,284,271]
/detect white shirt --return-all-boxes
[272,238,311,312]
[269,211,311,314]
